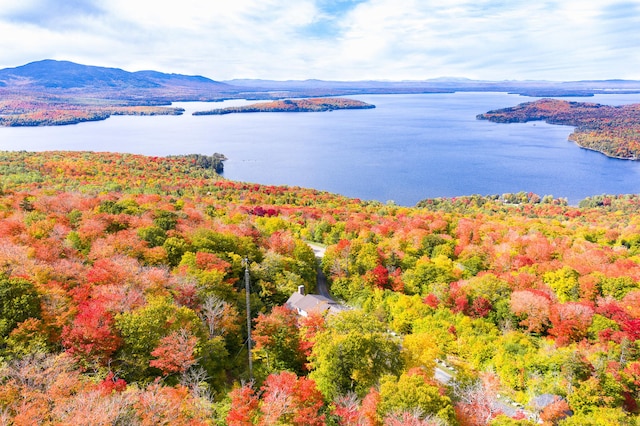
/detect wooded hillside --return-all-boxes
[0,151,639,424]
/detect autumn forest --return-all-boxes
[1,56,640,426]
[0,150,638,425]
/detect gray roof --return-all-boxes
[286,293,347,316]
[286,291,305,307]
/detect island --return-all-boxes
[192,97,375,115]
[477,98,640,160]
[0,101,185,127]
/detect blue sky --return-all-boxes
[0,0,639,81]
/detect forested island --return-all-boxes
[0,150,639,424]
[0,100,185,127]
[478,99,640,160]
[193,98,375,115]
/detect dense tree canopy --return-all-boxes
[0,150,639,423]
[310,310,403,400]
[0,275,41,344]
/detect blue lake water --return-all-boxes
[1,92,640,206]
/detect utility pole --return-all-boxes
[243,257,253,380]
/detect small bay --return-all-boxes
[1,92,640,205]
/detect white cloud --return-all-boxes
[0,0,638,81]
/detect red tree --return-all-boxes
[333,393,361,425]
[333,388,381,426]
[298,311,326,362]
[469,297,492,318]
[368,264,390,289]
[510,290,552,333]
[260,371,325,426]
[98,371,127,395]
[539,396,571,424]
[149,328,198,375]
[227,383,259,426]
[549,302,594,346]
[454,381,502,426]
[61,300,122,367]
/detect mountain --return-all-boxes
[0,59,232,99]
[224,77,640,97]
[4,60,640,99]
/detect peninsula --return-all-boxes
[478,98,640,160]
[192,97,375,115]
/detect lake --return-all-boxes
[1,92,640,206]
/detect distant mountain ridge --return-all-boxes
[3,59,640,101]
[0,59,232,101]
[224,77,640,97]
[0,59,227,89]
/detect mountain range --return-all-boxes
[3,59,640,99]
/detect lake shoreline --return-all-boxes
[2,93,640,206]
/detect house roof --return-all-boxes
[286,291,305,307]
[286,293,347,316]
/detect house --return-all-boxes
[285,285,347,317]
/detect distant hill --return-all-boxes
[0,60,242,126]
[0,59,232,100]
[224,77,640,97]
[3,59,640,99]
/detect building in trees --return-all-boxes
[285,285,347,317]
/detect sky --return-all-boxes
[0,0,639,82]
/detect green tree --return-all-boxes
[493,331,538,391]
[544,267,580,302]
[566,375,624,415]
[490,415,536,425]
[402,255,455,296]
[0,276,41,340]
[191,228,261,262]
[353,241,381,274]
[378,369,456,424]
[163,236,189,267]
[114,297,203,382]
[252,252,310,307]
[153,210,179,231]
[599,275,637,300]
[3,318,49,359]
[378,292,433,334]
[462,273,511,306]
[292,241,318,285]
[558,407,634,425]
[309,310,403,400]
[137,226,167,248]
